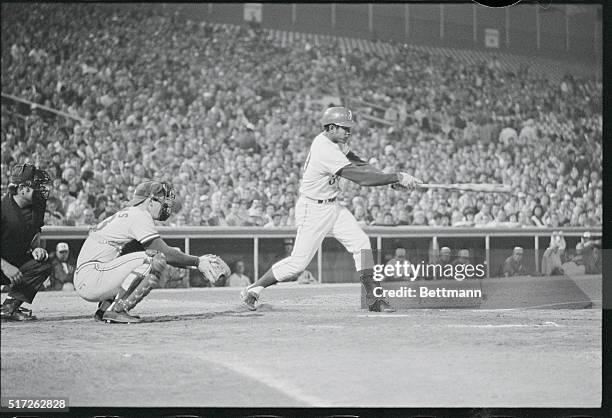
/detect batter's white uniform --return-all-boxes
[272,133,373,281]
[74,206,159,301]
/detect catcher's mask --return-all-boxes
[128,180,176,221]
[9,163,51,201]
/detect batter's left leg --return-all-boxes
[332,208,395,312]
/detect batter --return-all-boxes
[241,107,420,311]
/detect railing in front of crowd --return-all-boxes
[40,226,600,283]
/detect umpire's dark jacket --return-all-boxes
[1,192,45,267]
[1,192,51,302]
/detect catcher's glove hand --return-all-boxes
[198,254,231,285]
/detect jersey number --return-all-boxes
[90,211,128,232]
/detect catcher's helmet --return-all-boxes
[321,107,355,128]
[128,180,176,221]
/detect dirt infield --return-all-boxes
[0,279,601,408]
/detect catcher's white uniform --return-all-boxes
[272,133,373,281]
[74,206,160,301]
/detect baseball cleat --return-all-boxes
[1,306,37,321]
[0,299,37,321]
[94,299,113,322]
[241,288,259,311]
[102,310,142,324]
[368,298,396,313]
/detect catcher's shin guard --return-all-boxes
[113,273,159,313]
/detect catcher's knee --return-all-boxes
[145,249,167,275]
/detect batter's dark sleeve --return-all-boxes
[345,150,368,165]
[337,163,400,187]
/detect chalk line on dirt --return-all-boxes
[201,356,329,407]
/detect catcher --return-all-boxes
[74,180,229,323]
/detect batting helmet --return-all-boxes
[321,107,355,128]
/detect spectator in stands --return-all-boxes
[48,242,75,291]
[541,241,564,276]
[531,205,545,227]
[412,210,427,226]
[226,260,251,287]
[549,231,566,261]
[452,249,471,268]
[438,247,452,266]
[502,247,527,277]
[264,211,283,228]
[93,195,108,220]
[385,247,412,281]
[75,208,96,226]
[44,196,65,226]
[432,246,453,280]
[580,232,601,274]
[65,190,91,224]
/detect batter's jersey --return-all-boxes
[299,133,351,200]
[77,206,159,267]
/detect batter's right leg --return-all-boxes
[241,199,335,310]
[241,231,325,310]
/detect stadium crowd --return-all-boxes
[1,4,602,228]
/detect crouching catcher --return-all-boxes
[74,180,227,323]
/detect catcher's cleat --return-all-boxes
[94,299,113,322]
[368,298,396,313]
[241,288,259,311]
[1,299,37,321]
[102,309,142,324]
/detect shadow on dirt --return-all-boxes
[3,309,265,324]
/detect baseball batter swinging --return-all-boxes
[75,180,227,323]
[242,107,420,312]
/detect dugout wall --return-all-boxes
[40,226,600,285]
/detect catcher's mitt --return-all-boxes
[198,254,231,285]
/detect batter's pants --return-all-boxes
[74,252,153,302]
[1,258,52,304]
[272,197,372,281]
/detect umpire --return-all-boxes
[1,163,53,321]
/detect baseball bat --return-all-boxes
[416,183,513,193]
[391,182,512,193]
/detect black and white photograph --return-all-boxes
[0,1,605,416]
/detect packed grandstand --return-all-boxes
[1,4,602,228]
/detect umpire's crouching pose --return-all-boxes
[1,163,52,321]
